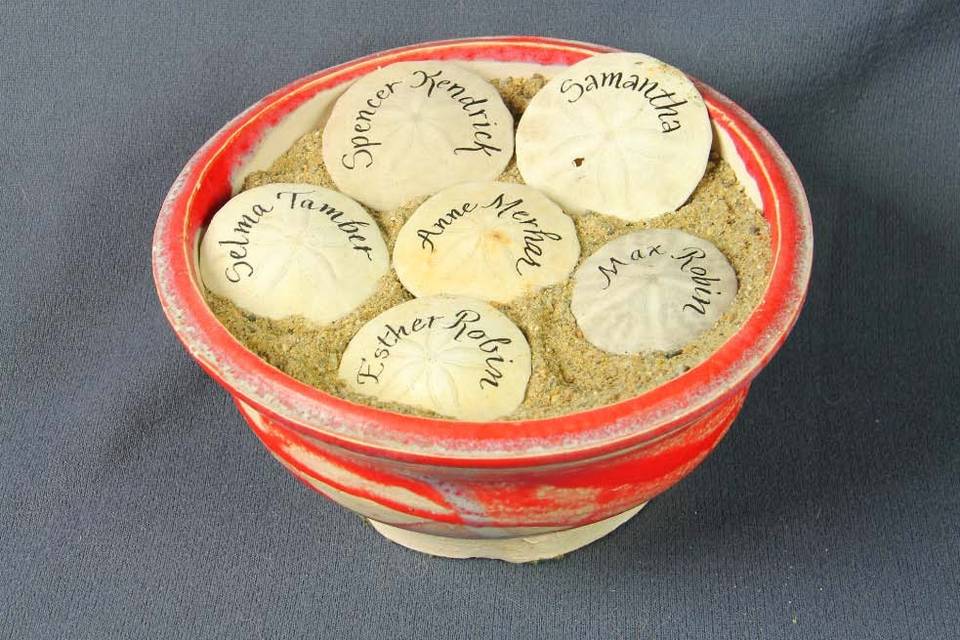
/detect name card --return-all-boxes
[339,296,531,420]
[322,61,514,211]
[571,230,738,353]
[516,52,712,221]
[392,182,580,303]
[199,183,388,324]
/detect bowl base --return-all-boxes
[368,503,646,563]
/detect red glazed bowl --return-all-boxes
[152,37,812,561]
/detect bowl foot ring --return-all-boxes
[368,503,646,563]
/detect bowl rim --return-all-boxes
[152,36,813,468]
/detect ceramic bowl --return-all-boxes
[152,36,812,562]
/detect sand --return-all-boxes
[205,75,771,420]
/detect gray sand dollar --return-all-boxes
[571,230,738,353]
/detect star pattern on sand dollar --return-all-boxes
[429,213,519,276]
[253,209,365,292]
[571,231,738,354]
[375,323,486,415]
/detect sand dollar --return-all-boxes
[392,182,580,303]
[199,183,388,324]
[322,61,514,211]
[338,296,531,420]
[516,52,712,221]
[571,230,738,353]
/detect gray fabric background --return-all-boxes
[2,1,958,638]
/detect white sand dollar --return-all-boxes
[199,183,388,324]
[338,296,531,420]
[571,230,738,353]
[322,61,514,211]
[393,182,580,303]
[516,52,712,221]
